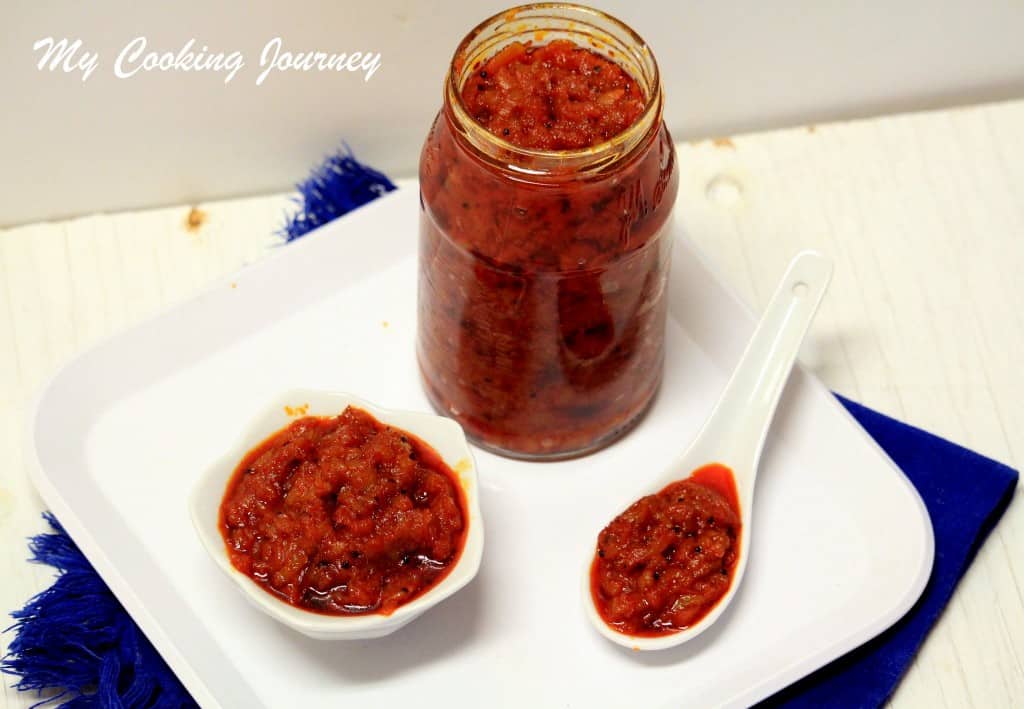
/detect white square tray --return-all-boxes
[28,185,933,708]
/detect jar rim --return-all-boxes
[444,2,664,176]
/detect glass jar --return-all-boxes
[417,3,679,459]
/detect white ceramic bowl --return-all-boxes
[189,389,485,640]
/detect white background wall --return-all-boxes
[3,0,1023,226]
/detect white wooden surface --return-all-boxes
[8,0,1024,228]
[1,100,1021,707]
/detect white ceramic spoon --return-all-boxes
[584,250,834,650]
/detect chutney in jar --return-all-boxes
[418,4,679,458]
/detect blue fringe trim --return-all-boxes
[4,146,395,707]
[1,514,197,708]
[280,145,397,242]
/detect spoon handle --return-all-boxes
[689,251,833,475]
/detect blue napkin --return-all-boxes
[3,151,1017,707]
[761,396,1018,708]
